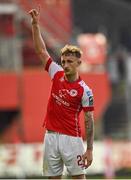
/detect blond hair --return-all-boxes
[60,44,82,58]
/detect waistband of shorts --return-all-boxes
[46,130,81,137]
[46,130,59,134]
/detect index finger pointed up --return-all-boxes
[37,5,41,15]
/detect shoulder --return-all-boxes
[79,80,94,111]
[45,57,62,71]
[78,80,91,91]
[78,80,93,97]
[45,57,63,80]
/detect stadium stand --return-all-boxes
[18,0,72,46]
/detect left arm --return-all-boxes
[82,111,94,168]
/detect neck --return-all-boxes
[65,72,79,82]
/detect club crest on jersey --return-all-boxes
[69,89,78,97]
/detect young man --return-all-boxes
[29,7,94,179]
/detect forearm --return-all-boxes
[29,8,50,67]
[84,111,94,150]
[32,23,49,67]
[32,23,46,53]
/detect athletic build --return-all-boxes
[29,7,94,179]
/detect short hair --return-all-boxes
[60,44,82,58]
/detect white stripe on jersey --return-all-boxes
[75,104,81,136]
[79,80,93,108]
[48,61,63,79]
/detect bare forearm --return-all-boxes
[29,8,50,67]
[85,112,94,150]
[32,23,49,67]
[32,23,46,53]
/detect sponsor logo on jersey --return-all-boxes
[59,89,78,98]
[52,92,70,106]
[69,89,78,97]
[89,96,94,106]
[86,91,93,97]
[59,89,69,98]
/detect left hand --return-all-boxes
[82,149,93,169]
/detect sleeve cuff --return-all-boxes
[45,57,52,71]
[83,106,94,112]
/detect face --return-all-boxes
[61,54,81,76]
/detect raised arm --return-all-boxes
[82,111,94,168]
[28,7,50,68]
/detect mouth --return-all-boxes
[64,68,70,72]
[64,70,70,75]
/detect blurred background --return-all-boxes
[0,0,131,179]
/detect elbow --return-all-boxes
[35,48,44,55]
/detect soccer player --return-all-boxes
[29,7,94,179]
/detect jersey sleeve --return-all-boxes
[81,87,94,112]
[45,57,63,79]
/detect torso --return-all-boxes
[43,58,94,137]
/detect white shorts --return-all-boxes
[42,131,86,177]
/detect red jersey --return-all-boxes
[43,58,94,137]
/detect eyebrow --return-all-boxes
[61,59,74,63]
[61,59,73,62]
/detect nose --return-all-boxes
[63,62,69,69]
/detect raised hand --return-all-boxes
[28,5,40,25]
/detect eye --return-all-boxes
[61,60,65,65]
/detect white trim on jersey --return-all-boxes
[75,104,81,136]
[79,80,93,108]
[48,61,63,79]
